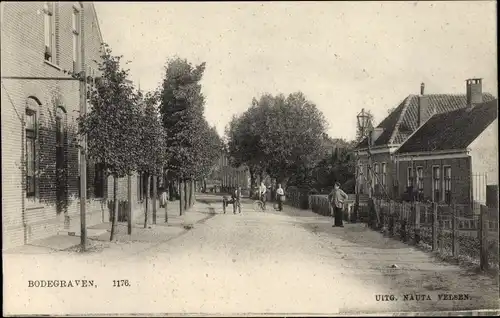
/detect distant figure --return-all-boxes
[329,182,348,227]
[159,187,168,208]
[233,187,242,214]
[259,182,267,210]
[276,184,285,211]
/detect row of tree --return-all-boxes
[78,44,222,241]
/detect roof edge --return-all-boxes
[395,148,468,157]
[388,95,413,144]
[90,2,104,45]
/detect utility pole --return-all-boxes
[79,7,87,251]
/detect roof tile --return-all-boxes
[396,99,498,153]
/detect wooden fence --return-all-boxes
[295,191,498,271]
[367,199,499,270]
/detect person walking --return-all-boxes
[276,184,285,211]
[259,182,267,210]
[233,186,242,214]
[329,182,348,227]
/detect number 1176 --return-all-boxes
[113,280,130,287]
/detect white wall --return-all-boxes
[469,118,498,203]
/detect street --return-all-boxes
[3,194,499,316]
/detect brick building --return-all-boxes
[1,2,147,249]
[354,80,496,201]
[394,95,498,208]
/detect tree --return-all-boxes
[159,57,217,214]
[78,44,141,241]
[226,91,327,194]
[137,90,169,227]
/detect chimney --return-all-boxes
[418,82,433,126]
[466,78,483,106]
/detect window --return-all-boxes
[432,166,441,202]
[381,163,387,187]
[94,163,106,198]
[416,167,424,192]
[374,163,380,184]
[44,2,56,63]
[25,110,37,197]
[72,6,80,72]
[444,166,451,204]
[407,167,413,188]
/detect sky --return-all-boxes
[94,1,497,141]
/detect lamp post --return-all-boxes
[354,108,374,223]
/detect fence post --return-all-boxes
[451,204,459,258]
[414,202,421,245]
[388,201,394,237]
[479,205,489,271]
[432,202,438,251]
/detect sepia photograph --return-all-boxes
[1,1,499,316]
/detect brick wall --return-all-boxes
[1,2,109,249]
[396,157,471,204]
[358,151,396,199]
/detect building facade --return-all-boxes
[1,2,148,249]
[394,97,498,209]
[354,80,496,202]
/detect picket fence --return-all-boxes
[288,189,499,271]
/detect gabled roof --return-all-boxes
[395,99,498,154]
[355,93,496,149]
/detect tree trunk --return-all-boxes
[250,167,256,199]
[203,179,207,192]
[144,173,150,228]
[169,180,175,201]
[110,175,118,241]
[189,179,194,207]
[127,174,132,235]
[184,180,189,210]
[179,179,184,216]
[152,175,157,225]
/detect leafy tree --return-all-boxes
[226,91,327,195]
[78,44,141,241]
[159,57,218,213]
[137,90,169,227]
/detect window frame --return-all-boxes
[381,162,387,187]
[407,166,413,188]
[25,109,37,198]
[416,166,424,192]
[443,165,452,204]
[432,165,441,202]
[43,2,57,64]
[72,5,81,72]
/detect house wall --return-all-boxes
[396,157,471,205]
[0,2,127,249]
[469,119,498,205]
[357,151,397,199]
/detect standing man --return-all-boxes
[329,182,348,227]
[233,186,242,214]
[276,184,285,211]
[259,182,267,210]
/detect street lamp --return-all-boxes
[353,108,374,223]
